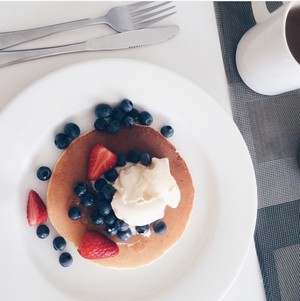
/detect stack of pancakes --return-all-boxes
[47,125,194,269]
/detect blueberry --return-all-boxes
[140,153,151,166]
[64,123,80,140]
[160,125,174,138]
[104,211,117,225]
[107,119,120,134]
[59,252,73,267]
[115,219,129,231]
[127,108,140,122]
[73,182,88,196]
[36,166,52,181]
[68,207,81,220]
[104,168,118,182]
[152,220,167,235]
[80,193,95,207]
[120,99,133,112]
[135,225,150,235]
[54,133,70,149]
[36,224,50,239]
[116,154,127,167]
[53,236,66,251]
[123,116,135,128]
[139,111,153,126]
[97,201,112,216]
[127,150,141,163]
[90,209,105,225]
[94,117,108,131]
[101,184,116,200]
[95,103,113,118]
[94,178,107,191]
[117,228,132,241]
[95,191,106,204]
[106,224,118,236]
[112,108,126,122]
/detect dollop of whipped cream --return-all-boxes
[111,157,180,226]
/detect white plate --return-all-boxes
[0,59,257,301]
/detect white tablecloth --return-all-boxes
[0,2,266,301]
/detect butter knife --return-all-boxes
[0,25,179,68]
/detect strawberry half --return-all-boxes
[27,189,48,226]
[88,144,117,181]
[78,230,119,259]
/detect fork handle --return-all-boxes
[0,42,88,67]
[0,17,105,50]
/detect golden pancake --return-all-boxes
[47,125,194,269]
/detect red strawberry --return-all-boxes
[78,230,119,259]
[27,190,48,226]
[88,144,117,181]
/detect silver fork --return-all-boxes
[0,1,176,50]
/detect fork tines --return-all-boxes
[128,1,176,28]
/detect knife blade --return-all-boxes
[88,25,179,50]
[0,25,179,68]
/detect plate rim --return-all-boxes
[0,58,257,301]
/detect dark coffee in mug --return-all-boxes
[286,7,300,64]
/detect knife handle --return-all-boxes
[0,42,88,67]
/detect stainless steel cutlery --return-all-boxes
[0,25,179,67]
[0,1,176,50]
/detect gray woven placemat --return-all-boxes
[214,2,300,301]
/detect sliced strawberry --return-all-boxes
[88,144,117,181]
[78,230,119,259]
[27,190,48,226]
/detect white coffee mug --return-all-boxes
[236,1,300,95]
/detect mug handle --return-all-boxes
[251,2,271,23]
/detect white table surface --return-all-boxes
[0,1,266,301]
